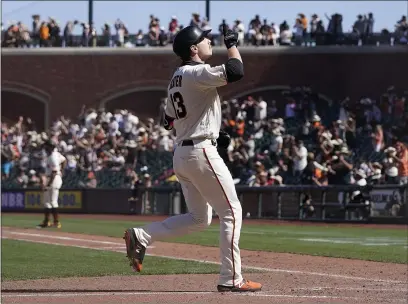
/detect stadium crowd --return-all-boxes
[2,86,408,194]
[2,12,407,48]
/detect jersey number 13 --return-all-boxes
[170,92,187,119]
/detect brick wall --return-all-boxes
[2,47,407,128]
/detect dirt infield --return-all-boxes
[2,224,407,304]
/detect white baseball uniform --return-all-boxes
[133,62,244,287]
[44,148,65,209]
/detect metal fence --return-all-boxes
[2,184,406,223]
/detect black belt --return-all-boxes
[181,139,217,146]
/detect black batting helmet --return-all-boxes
[172,25,211,58]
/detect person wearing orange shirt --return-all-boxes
[298,13,308,36]
[236,118,245,137]
[39,21,50,47]
[393,142,408,185]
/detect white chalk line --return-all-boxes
[99,246,126,249]
[7,232,155,248]
[295,287,408,292]
[5,225,406,241]
[299,238,407,247]
[205,227,407,241]
[2,232,405,284]
[0,291,361,300]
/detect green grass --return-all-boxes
[2,214,407,264]
[1,239,220,281]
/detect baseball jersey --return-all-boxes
[46,148,66,176]
[165,62,228,143]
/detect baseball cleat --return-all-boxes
[52,221,62,229]
[217,279,262,292]
[36,221,51,229]
[123,228,146,272]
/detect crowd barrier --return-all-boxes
[2,185,407,223]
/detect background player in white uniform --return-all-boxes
[124,25,262,292]
[37,141,66,229]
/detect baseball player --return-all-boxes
[124,25,262,292]
[36,141,66,229]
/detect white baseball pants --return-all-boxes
[134,139,243,287]
[44,175,62,209]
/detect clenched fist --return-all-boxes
[223,24,238,49]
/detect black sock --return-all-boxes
[44,208,51,223]
[51,208,59,223]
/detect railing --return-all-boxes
[2,184,406,223]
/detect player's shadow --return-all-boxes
[2,289,214,293]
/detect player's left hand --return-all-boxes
[223,25,238,49]
[217,130,231,149]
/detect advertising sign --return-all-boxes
[1,192,25,210]
[369,188,402,212]
[25,191,82,209]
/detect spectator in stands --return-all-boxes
[27,169,41,187]
[2,12,405,48]
[190,13,200,27]
[327,148,354,185]
[134,29,145,46]
[365,13,375,35]
[148,18,160,46]
[201,17,211,32]
[249,14,261,31]
[383,147,399,184]
[2,24,18,48]
[114,19,126,47]
[218,19,229,44]
[292,139,308,178]
[349,169,371,219]
[233,19,245,46]
[63,20,76,47]
[269,123,283,161]
[369,167,383,184]
[394,141,408,185]
[39,21,50,47]
[16,22,31,48]
[168,16,179,42]
[16,170,28,188]
[48,18,61,47]
[279,20,292,45]
[293,18,305,45]
[353,15,366,39]
[259,19,270,45]
[395,15,407,44]
[371,124,384,152]
[1,137,18,179]
[80,22,91,47]
[127,169,142,213]
[2,83,407,190]
[89,22,98,47]
[31,14,41,47]
[78,171,97,188]
[298,13,308,36]
[326,13,343,44]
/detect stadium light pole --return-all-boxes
[88,0,93,26]
[205,0,210,21]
